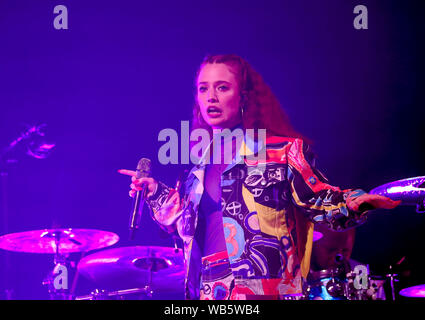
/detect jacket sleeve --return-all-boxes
[147,181,181,233]
[287,139,368,231]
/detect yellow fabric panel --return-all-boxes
[241,184,313,279]
[242,185,289,240]
[292,206,314,279]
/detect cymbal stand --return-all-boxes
[41,231,73,300]
[0,166,14,300]
[143,249,155,298]
[386,265,398,301]
[0,124,55,299]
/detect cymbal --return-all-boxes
[399,284,425,298]
[0,228,119,254]
[77,246,184,292]
[370,176,425,206]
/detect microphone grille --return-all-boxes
[136,158,152,178]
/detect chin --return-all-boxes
[206,119,226,129]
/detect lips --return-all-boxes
[207,106,223,118]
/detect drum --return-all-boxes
[345,270,387,300]
[367,275,386,300]
[305,267,347,300]
[305,267,387,300]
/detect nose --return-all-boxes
[207,88,218,102]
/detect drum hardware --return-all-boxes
[280,293,306,300]
[366,275,387,300]
[1,175,423,299]
[75,287,153,300]
[306,261,389,301]
[76,288,109,300]
[386,265,399,301]
[345,270,368,300]
[41,259,73,300]
[326,271,345,298]
[0,228,119,299]
[384,257,406,301]
[305,267,348,300]
[76,246,185,298]
[132,255,163,299]
[0,124,55,299]
[40,230,73,300]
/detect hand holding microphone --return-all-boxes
[119,162,186,238]
[118,158,156,240]
[118,170,158,199]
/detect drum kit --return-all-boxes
[0,229,185,300]
[0,176,424,300]
[298,175,425,301]
[300,266,389,300]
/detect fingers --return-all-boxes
[347,198,361,212]
[119,168,158,199]
[368,196,401,209]
[129,188,155,198]
[118,169,137,177]
[131,177,155,189]
[347,193,402,211]
[130,178,157,199]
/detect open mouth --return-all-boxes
[207,106,223,116]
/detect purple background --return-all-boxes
[0,0,424,299]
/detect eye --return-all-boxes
[217,85,229,92]
[198,86,207,93]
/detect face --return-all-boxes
[311,232,355,271]
[196,63,242,130]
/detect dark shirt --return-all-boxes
[196,127,241,257]
[197,163,228,256]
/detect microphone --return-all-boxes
[129,158,152,240]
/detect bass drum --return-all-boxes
[305,268,387,300]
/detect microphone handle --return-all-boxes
[129,183,148,240]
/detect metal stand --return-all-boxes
[0,169,13,300]
[75,287,153,300]
[139,248,156,299]
[0,124,55,299]
[386,265,399,301]
[41,231,73,300]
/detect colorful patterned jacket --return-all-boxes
[148,131,368,299]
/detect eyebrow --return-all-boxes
[197,80,232,86]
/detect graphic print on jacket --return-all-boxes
[147,136,370,298]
